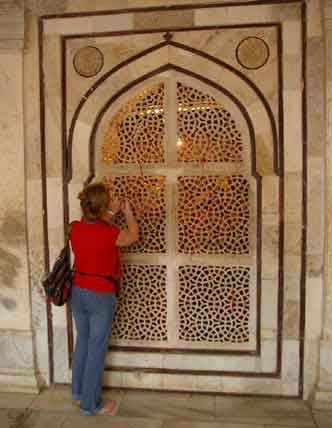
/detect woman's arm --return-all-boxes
[115,199,139,247]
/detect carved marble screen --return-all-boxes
[98,76,257,351]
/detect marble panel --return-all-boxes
[195,6,273,27]
[46,178,64,229]
[0,1,24,41]
[71,119,92,180]
[122,371,163,389]
[282,340,300,384]
[43,36,62,178]
[284,300,300,339]
[285,276,300,302]
[261,279,278,331]
[307,254,323,279]
[27,0,128,15]
[283,55,302,92]
[283,91,303,173]
[318,341,332,385]
[68,180,84,221]
[0,330,35,371]
[306,278,323,339]
[282,20,302,56]
[44,17,93,35]
[220,377,282,396]
[66,33,163,116]
[91,14,134,33]
[103,370,124,388]
[307,157,325,255]
[137,9,194,28]
[307,38,325,157]
[261,223,278,280]
[307,0,323,38]
[284,173,302,222]
[162,354,256,372]
[284,222,302,256]
[196,375,220,392]
[53,327,70,384]
[284,254,301,279]
[32,327,49,387]
[303,338,320,400]
[24,16,42,180]
[106,352,163,368]
[261,339,277,372]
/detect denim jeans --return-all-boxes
[70,286,117,415]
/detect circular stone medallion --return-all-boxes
[236,37,270,70]
[73,46,104,78]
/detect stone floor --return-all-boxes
[0,385,331,428]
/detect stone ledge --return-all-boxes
[0,372,39,394]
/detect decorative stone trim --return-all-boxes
[0,0,24,49]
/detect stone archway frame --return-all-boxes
[68,42,279,183]
[35,0,307,400]
[67,44,282,379]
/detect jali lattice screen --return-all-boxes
[102,79,253,348]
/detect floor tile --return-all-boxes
[215,397,311,418]
[119,390,216,421]
[313,411,332,428]
[215,396,314,426]
[0,409,28,428]
[0,392,36,410]
[163,421,264,428]
[23,411,163,428]
[30,385,124,413]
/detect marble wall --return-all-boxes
[0,0,328,400]
[313,0,332,408]
[0,1,39,393]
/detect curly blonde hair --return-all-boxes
[78,182,109,221]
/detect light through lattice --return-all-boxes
[102,83,165,164]
[104,175,166,253]
[179,266,250,343]
[112,264,167,341]
[177,82,243,162]
[178,176,250,254]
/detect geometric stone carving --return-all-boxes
[179,266,250,343]
[177,82,243,162]
[104,175,166,253]
[112,265,167,341]
[178,176,250,254]
[236,37,270,70]
[102,83,165,164]
[73,46,104,78]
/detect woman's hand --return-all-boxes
[121,199,134,217]
[108,195,122,215]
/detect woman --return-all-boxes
[69,182,138,416]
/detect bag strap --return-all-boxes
[75,271,119,287]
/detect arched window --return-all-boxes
[98,73,257,350]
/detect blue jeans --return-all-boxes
[70,286,117,415]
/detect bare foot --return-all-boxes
[97,400,119,416]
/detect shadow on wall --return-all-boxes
[0,211,26,310]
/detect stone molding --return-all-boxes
[0,0,24,49]
[325,0,332,28]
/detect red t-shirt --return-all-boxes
[70,220,121,294]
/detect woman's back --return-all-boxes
[71,220,120,294]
